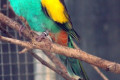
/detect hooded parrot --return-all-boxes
[9,0,89,80]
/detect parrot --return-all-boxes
[9,0,89,80]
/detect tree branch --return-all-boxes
[91,65,108,80]
[30,52,74,80]
[0,12,120,75]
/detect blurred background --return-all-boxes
[0,0,120,80]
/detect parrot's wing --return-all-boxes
[41,0,71,26]
[41,0,80,41]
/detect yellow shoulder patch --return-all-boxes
[41,0,69,23]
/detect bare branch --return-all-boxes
[91,65,108,80]
[0,12,120,74]
[19,48,30,54]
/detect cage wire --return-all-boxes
[0,0,57,80]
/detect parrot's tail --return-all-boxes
[59,36,89,80]
[68,29,80,42]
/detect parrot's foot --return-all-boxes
[36,30,49,42]
[19,25,25,37]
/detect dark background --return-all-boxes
[65,0,120,80]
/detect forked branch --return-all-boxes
[0,13,120,74]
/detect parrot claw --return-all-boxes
[36,30,49,42]
[19,25,25,37]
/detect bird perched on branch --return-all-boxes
[9,0,89,80]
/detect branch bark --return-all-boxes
[0,12,120,75]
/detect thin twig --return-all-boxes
[91,65,108,80]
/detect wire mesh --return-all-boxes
[0,0,56,80]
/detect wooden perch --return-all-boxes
[0,13,120,74]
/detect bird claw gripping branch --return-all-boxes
[36,30,49,42]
